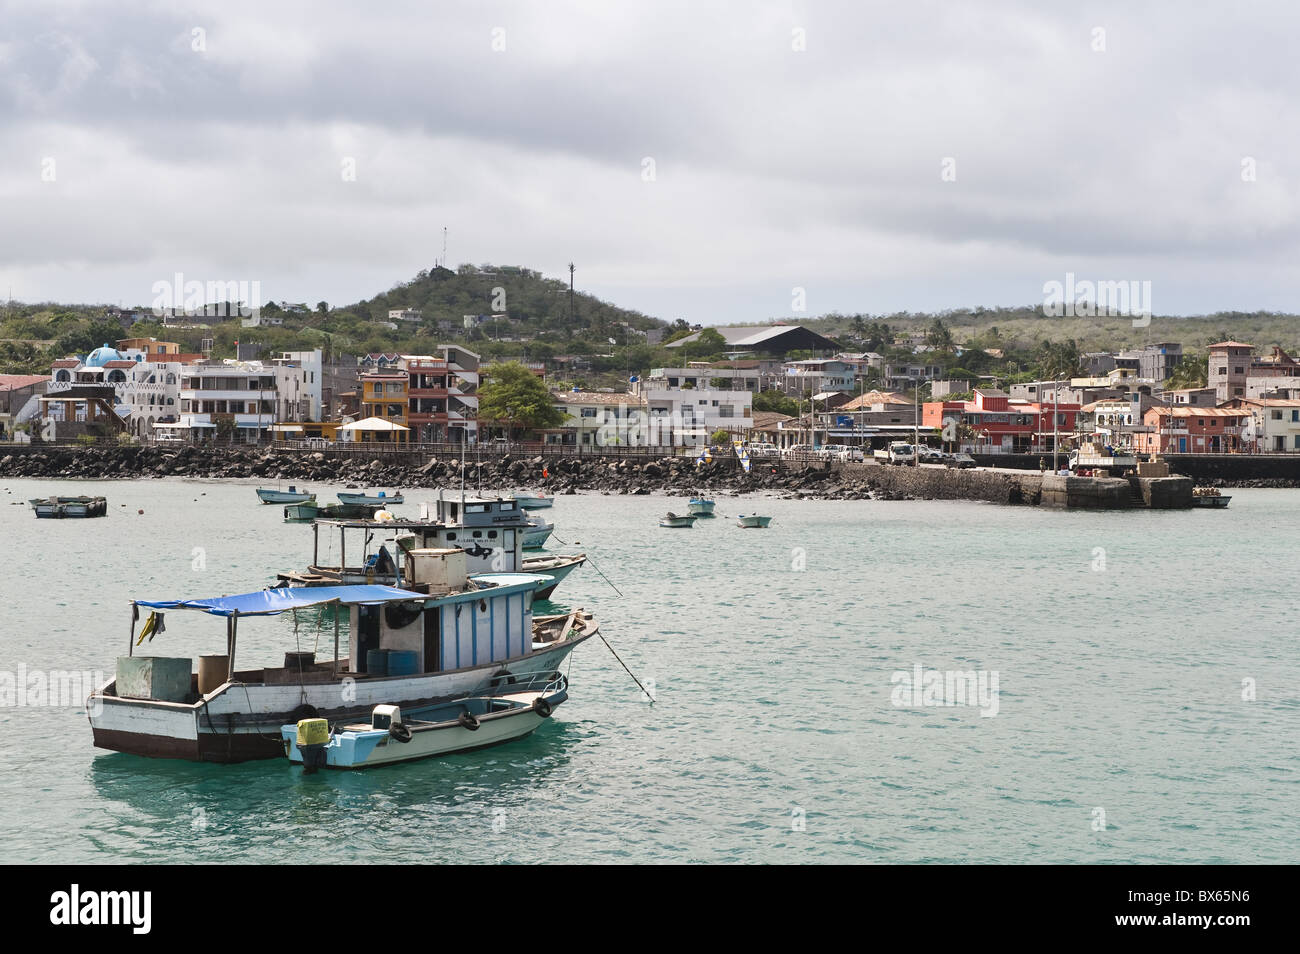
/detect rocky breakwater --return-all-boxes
[0,446,880,500]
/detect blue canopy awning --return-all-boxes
[136,585,424,618]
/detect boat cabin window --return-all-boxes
[472,530,482,537]
[446,532,457,541]
[466,504,487,513]
[488,530,497,538]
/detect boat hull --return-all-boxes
[687,499,715,516]
[337,492,404,506]
[659,517,696,528]
[30,496,107,518]
[511,493,553,510]
[736,515,773,528]
[88,623,594,763]
[520,554,584,599]
[284,687,566,769]
[258,489,315,504]
[522,521,554,549]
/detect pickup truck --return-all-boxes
[874,442,916,465]
[1068,442,1137,475]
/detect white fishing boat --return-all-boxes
[660,512,696,528]
[523,516,554,549]
[284,673,568,771]
[687,498,716,517]
[87,567,599,763]
[338,490,405,506]
[736,514,773,528]
[509,491,553,510]
[29,495,108,518]
[257,486,315,505]
[276,495,585,599]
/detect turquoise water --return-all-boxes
[1,478,1296,863]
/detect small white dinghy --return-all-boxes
[736,514,773,528]
[284,675,568,771]
[660,512,697,528]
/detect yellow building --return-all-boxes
[355,372,410,443]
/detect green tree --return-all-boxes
[681,327,727,360]
[753,389,799,416]
[1164,353,1208,389]
[478,361,565,434]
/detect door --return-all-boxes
[356,605,380,672]
[423,607,441,673]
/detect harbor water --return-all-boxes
[0,478,1296,864]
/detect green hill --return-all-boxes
[339,263,665,343]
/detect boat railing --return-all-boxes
[488,670,567,696]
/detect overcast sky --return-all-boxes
[2,0,1298,325]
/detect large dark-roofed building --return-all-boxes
[665,324,841,356]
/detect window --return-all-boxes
[580,407,597,418]
[1272,410,1283,420]
[719,406,734,418]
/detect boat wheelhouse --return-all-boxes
[88,569,598,763]
[278,494,583,598]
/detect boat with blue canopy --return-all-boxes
[87,569,598,763]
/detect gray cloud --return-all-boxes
[2,0,1298,320]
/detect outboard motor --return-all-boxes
[296,718,330,773]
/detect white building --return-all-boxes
[646,387,752,446]
[178,349,323,441]
[389,308,422,322]
[546,390,647,447]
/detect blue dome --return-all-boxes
[85,345,125,367]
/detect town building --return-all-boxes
[545,390,648,448]
[1223,398,1300,453]
[1136,406,1250,454]
[663,323,841,358]
[403,346,480,444]
[923,388,1083,454]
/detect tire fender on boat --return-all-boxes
[289,703,319,722]
[389,722,412,743]
[532,697,553,718]
[458,711,481,731]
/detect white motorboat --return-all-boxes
[284,674,568,770]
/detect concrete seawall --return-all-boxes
[841,464,1043,505]
[977,452,1300,486]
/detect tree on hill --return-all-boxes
[680,327,727,360]
[754,389,799,416]
[478,361,565,435]
[1164,353,1208,389]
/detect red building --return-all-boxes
[1136,406,1248,454]
[923,388,1082,454]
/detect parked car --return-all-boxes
[915,445,945,462]
[305,437,331,448]
[945,453,977,469]
[782,444,819,458]
[743,441,781,459]
[820,444,864,462]
[153,432,184,444]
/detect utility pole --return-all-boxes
[1053,376,1061,472]
[568,263,575,322]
